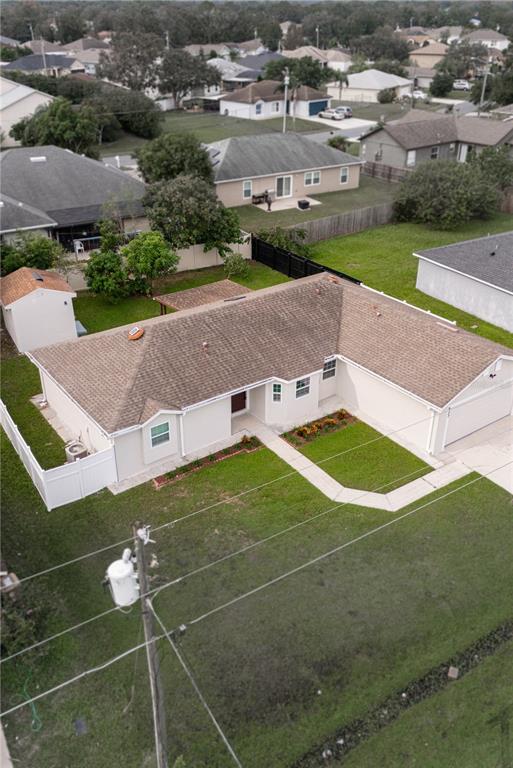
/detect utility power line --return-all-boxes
[2,460,509,720]
[18,414,433,585]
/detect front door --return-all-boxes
[276,175,292,198]
[231,391,247,414]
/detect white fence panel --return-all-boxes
[0,400,117,510]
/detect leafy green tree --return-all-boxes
[283,23,304,51]
[84,95,122,144]
[84,250,128,301]
[264,57,334,90]
[259,20,282,52]
[430,72,454,97]
[223,251,250,279]
[377,88,396,104]
[123,231,178,290]
[469,145,513,190]
[436,40,488,79]
[54,7,87,44]
[0,44,31,62]
[157,49,220,107]
[0,234,64,276]
[98,32,164,91]
[394,161,499,229]
[144,174,242,255]
[10,97,99,157]
[105,88,162,139]
[256,226,311,258]
[487,69,513,106]
[137,133,212,183]
[351,26,410,62]
[373,59,407,77]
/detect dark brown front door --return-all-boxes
[231,391,247,413]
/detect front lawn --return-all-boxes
[235,176,395,232]
[294,420,430,491]
[2,415,513,767]
[74,261,288,334]
[100,111,325,157]
[310,216,513,348]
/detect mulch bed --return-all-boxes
[284,410,356,447]
[153,436,262,489]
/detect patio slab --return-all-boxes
[254,195,321,213]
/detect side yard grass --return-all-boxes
[293,420,430,491]
[310,216,513,348]
[235,176,395,232]
[2,413,512,767]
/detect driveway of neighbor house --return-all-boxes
[301,114,377,135]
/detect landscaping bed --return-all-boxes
[154,435,262,488]
[283,409,355,446]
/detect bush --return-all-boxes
[430,72,454,98]
[122,231,178,291]
[84,250,128,301]
[328,135,349,153]
[137,133,212,183]
[394,161,499,229]
[469,145,513,191]
[223,252,250,279]
[378,88,396,104]
[0,234,64,276]
[256,226,311,258]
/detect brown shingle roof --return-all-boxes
[154,280,251,311]
[31,274,510,434]
[224,80,325,104]
[1,267,74,306]
[381,114,513,150]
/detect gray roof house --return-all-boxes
[361,112,513,168]
[3,54,85,76]
[415,231,513,333]
[207,133,362,207]
[0,145,146,249]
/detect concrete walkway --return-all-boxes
[235,415,472,512]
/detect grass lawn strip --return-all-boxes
[310,216,513,348]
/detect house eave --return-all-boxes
[414,253,513,297]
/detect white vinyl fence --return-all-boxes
[1,400,118,510]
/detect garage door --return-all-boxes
[309,100,328,116]
[445,384,513,446]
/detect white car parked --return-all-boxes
[453,79,471,91]
[317,108,345,120]
[411,89,428,100]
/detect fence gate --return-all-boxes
[251,236,361,284]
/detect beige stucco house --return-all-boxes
[0,76,54,148]
[29,273,513,489]
[207,133,362,207]
[1,268,77,353]
[409,42,448,69]
[327,69,412,103]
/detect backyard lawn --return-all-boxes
[73,261,288,334]
[310,216,513,348]
[235,176,394,232]
[295,420,430,491]
[100,110,325,156]
[2,421,512,768]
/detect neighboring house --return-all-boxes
[234,51,284,75]
[63,37,110,75]
[207,132,362,206]
[360,112,513,168]
[219,79,330,119]
[63,36,110,52]
[29,273,513,486]
[206,58,259,92]
[427,26,463,44]
[0,35,22,48]
[0,267,77,353]
[184,43,234,59]
[324,49,353,72]
[26,39,69,55]
[2,54,85,77]
[327,69,412,103]
[282,45,354,71]
[491,103,513,119]
[462,28,511,51]
[0,76,54,147]
[415,232,513,333]
[405,65,437,89]
[0,145,147,250]
[409,42,448,69]
[236,38,267,57]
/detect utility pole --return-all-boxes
[133,523,168,768]
[282,67,290,133]
[165,31,170,50]
[315,25,320,49]
[40,37,47,76]
[478,66,490,114]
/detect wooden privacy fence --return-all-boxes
[0,400,118,510]
[286,202,394,244]
[500,187,513,214]
[363,162,411,183]
[251,236,361,284]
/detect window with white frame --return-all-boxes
[322,359,336,380]
[255,101,262,115]
[430,145,440,160]
[296,377,310,398]
[242,180,252,199]
[406,150,416,167]
[340,166,349,184]
[272,383,282,402]
[305,170,321,186]
[273,101,280,112]
[150,422,170,448]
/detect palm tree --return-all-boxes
[336,71,348,101]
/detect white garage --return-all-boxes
[445,381,513,445]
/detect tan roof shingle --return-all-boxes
[1,267,74,306]
[154,280,251,311]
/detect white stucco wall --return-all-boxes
[249,385,266,421]
[183,398,232,455]
[0,91,54,148]
[416,259,513,332]
[3,289,77,353]
[41,371,111,454]
[220,98,284,120]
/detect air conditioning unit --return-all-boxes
[65,441,88,462]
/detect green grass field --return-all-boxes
[297,421,430,491]
[100,110,326,156]
[310,216,513,348]
[235,176,394,231]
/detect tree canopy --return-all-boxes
[350,26,410,63]
[98,32,164,91]
[137,133,213,183]
[123,231,179,289]
[264,56,335,90]
[144,174,242,255]
[158,49,220,107]
[0,235,64,277]
[10,97,99,157]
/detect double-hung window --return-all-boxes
[322,359,336,380]
[340,166,349,184]
[273,101,280,112]
[296,377,310,398]
[242,180,252,199]
[430,145,440,160]
[150,422,170,448]
[406,150,416,167]
[272,383,282,402]
[255,102,262,115]
[304,170,321,186]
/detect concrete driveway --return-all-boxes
[303,115,377,136]
[444,415,513,494]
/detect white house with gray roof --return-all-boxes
[415,232,513,333]
[207,133,362,206]
[327,69,412,103]
[28,274,513,488]
[0,76,54,148]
